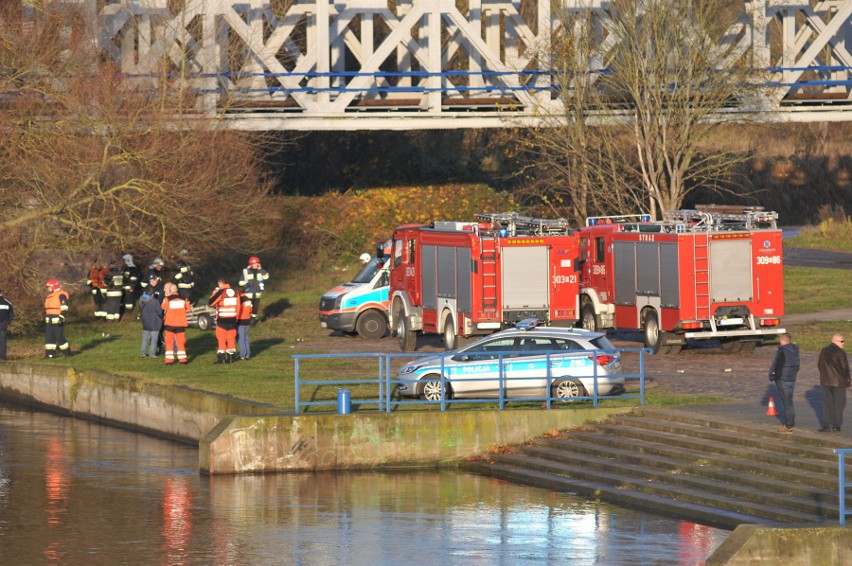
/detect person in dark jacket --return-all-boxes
[0,288,13,360]
[818,333,851,432]
[768,333,800,433]
[138,291,163,357]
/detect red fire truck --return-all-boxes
[577,205,785,354]
[388,213,582,351]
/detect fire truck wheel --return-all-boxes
[581,305,597,332]
[443,318,457,350]
[196,313,213,332]
[419,376,452,401]
[642,311,662,353]
[552,379,586,400]
[720,339,742,352]
[660,344,683,355]
[356,310,387,340]
[397,313,417,352]
[739,340,757,353]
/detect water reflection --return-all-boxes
[0,402,728,564]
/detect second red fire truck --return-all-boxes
[576,205,785,353]
[388,214,582,351]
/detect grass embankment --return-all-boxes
[4,264,849,412]
[785,214,852,253]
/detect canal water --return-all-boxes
[0,401,728,564]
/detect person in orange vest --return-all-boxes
[209,277,240,364]
[85,259,108,319]
[44,279,70,358]
[161,282,191,365]
[237,285,253,360]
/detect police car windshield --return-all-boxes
[352,260,383,284]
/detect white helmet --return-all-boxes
[122,253,135,268]
[152,258,164,267]
[359,253,371,264]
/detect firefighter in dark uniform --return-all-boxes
[44,279,70,358]
[86,259,108,319]
[174,259,195,300]
[121,253,140,313]
[140,258,165,293]
[0,287,13,360]
[103,261,124,321]
[239,256,269,323]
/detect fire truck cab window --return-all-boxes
[407,239,416,265]
[595,237,606,263]
[393,239,403,267]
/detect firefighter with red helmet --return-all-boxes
[209,277,240,364]
[44,279,70,358]
[161,282,190,365]
[239,256,268,323]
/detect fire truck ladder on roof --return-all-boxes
[663,205,779,232]
[479,235,498,314]
[475,213,572,236]
[693,231,711,320]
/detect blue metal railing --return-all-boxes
[292,347,649,414]
[835,448,852,525]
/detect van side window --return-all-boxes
[595,237,606,263]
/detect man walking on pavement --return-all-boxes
[0,288,13,360]
[768,332,799,433]
[818,333,851,432]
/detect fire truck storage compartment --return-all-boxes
[614,241,679,307]
[422,245,472,312]
[709,239,753,303]
[501,246,548,309]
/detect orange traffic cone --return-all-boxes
[766,397,777,416]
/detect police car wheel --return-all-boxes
[419,376,451,401]
[197,313,213,331]
[552,379,585,400]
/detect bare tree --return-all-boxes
[0,4,273,324]
[517,0,764,220]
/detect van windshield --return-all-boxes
[352,260,384,284]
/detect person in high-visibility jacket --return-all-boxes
[209,277,240,364]
[161,282,191,365]
[103,261,124,321]
[174,259,195,300]
[237,286,253,360]
[238,256,268,323]
[44,279,70,358]
[85,260,108,319]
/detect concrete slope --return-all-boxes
[462,408,852,530]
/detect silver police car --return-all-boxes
[396,320,624,401]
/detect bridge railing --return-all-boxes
[292,347,649,414]
[835,448,852,526]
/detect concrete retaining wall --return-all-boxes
[0,361,631,473]
[200,407,630,474]
[706,525,852,564]
[0,362,283,444]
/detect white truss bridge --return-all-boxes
[48,0,852,130]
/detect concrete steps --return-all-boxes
[462,408,852,530]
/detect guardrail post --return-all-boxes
[640,349,647,406]
[294,356,301,415]
[837,449,849,526]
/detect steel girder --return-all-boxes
[38,1,852,129]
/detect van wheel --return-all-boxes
[443,317,457,350]
[356,310,387,340]
[581,304,597,332]
[643,311,662,353]
[397,311,416,352]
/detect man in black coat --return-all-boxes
[768,333,800,433]
[818,333,851,432]
[0,288,13,360]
